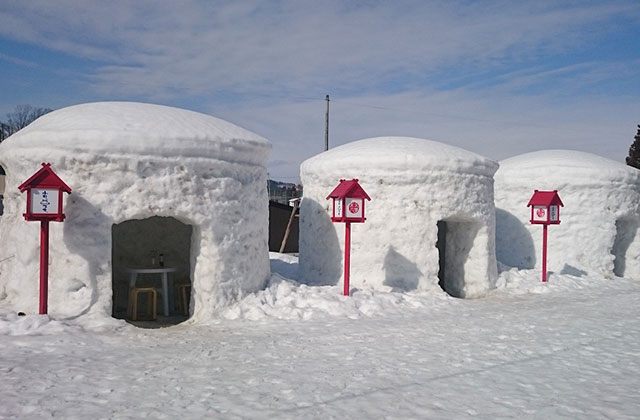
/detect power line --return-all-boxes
[331,98,632,137]
[211,91,632,138]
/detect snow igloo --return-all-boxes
[299,137,499,297]
[0,102,272,323]
[495,150,640,278]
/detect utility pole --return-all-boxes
[325,94,330,151]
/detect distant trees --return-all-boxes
[626,125,640,169]
[268,180,302,204]
[0,122,9,142]
[0,104,53,142]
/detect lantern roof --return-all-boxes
[326,179,371,200]
[18,163,72,193]
[527,190,563,207]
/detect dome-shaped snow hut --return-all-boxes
[494,150,640,278]
[0,102,272,323]
[299,137,499,297]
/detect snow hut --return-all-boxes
[0,102,272,322]
[299,137,499,297]
[494,150,640,278]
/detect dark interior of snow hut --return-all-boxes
[436,219,480,298]
[111,216,192,328]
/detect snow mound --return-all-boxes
[0,311,71,335]
[0,309,128,335]
[495,267,635,295]
[0,253,633,333]
[3,101,271,165]
[218,253,632,322]
[220,274,445,321]
[220,252,448,321]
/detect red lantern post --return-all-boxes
[327,179,371,296]
[18,163,72,314]
[527,190,563,283]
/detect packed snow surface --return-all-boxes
[1,253,639,419]
[495,149,640,278]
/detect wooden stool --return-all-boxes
[175,284,191,315]
[128,287,157,321]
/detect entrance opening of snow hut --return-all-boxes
[436,219,480,298]
[111,216,193,327]
[0,165,5,216]
[612,217,640,277]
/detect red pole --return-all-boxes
[541,224,548,283]
[344,222,351,296]
[39,220,50,314]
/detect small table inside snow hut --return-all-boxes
[125,267,177,317]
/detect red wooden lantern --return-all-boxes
[527,189,563,283]
[18,163,72,222]
[527,190,563,225]
[327,179,371,296]
[326,179,370,223]
[18,163,72,315]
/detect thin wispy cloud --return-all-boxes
[2,1,636,97]
[0,52,37,68]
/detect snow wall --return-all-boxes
[300,137,499,297]
[0,102,272,321]
[495,150,640,278]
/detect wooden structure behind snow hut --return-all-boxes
[0,102,272,323]
[299,137,499,297]
[494,150,640,278]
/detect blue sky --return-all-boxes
[1,0,639,181]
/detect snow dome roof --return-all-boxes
[496,150,640,184]
[1,102,271,165]
[302,137,498,177]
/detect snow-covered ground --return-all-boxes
[1,253,639,419]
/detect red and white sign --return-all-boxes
[532,206,547,222]
[327,179,371,296]
[527,190,563,225]
[526,189,564,283]
[30,188,60,215]
[19,162,71,223]
[334,199,343,219]
[326,179,370,223]
[18,163,72,315]
[346,198,363,219]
